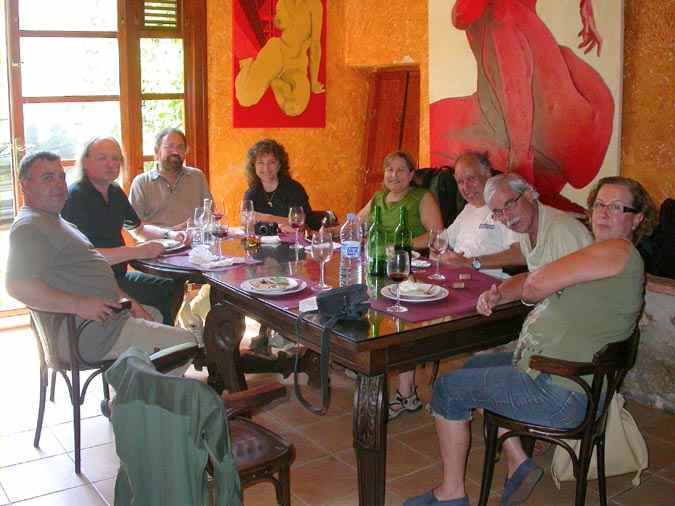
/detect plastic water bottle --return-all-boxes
[339,213,363,286]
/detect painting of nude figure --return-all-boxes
[429,0,624,211]
[233,0,326,128]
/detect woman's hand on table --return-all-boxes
[476,283,502,316]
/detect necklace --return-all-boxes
[265,190,276,208]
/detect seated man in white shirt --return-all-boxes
[440,152,521,271]
[390,152,521,420]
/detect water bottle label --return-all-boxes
[341,240,361,259]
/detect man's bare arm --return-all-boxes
[7,278,121,322]
[97,241,165,266]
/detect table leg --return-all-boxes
[353,373,387,506]
[203,302,247,394]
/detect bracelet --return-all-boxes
[520,298,536,307]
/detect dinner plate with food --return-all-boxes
[240,276,306,296]
[381,280,449,303]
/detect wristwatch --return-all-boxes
[471,257,482,270]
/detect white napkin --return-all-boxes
[398,280,434,296]
[299,296,318,312]
[188,245,238,269]
[259,235,281,245]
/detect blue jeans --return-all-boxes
[431,352,587,429]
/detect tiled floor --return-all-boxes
[1,322,674,505]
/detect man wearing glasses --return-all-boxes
[130,128,212,229]
[476,172,592,314]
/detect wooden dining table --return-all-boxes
[134,237,529,506]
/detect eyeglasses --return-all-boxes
[591,201,639,215]
[491,192,524,220]
[161,143,186,152]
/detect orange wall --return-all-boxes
[206,0,428,223]
[207,1,673,221]
[621,0,675,205]
[207,0,371,224]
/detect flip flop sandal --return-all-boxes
[388,389,423,420]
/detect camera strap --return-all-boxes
[293,284,369,415]
[293,310,335,415]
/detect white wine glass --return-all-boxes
[386,250,410,313]
[193,206,206,245]
[311,231,333,291]
[428,229,448,280]
[240,199,254,226]
[288,206,306,250]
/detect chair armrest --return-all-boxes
[149,343,199,373]
[529,355,595,397]
[529,355,595,378]
[222,382,288,418]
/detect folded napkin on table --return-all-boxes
[188,245,246,269]
[259,235,281,245]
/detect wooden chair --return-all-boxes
[223,384,295,505]
[105,348,294,506]
[477,328,641,506]
[29,309,198,474]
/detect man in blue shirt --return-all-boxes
[61,137,185,324]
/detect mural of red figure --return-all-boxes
[430,0,614,211]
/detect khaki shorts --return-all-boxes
[103,306,199,376]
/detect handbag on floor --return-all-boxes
[293,284,369,415]
[550,393,648,488]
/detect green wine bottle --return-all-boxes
[394,206,412,256]
[367,206,386,276]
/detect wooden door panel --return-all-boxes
[359,70,407,208]
[359,68,420,210]
[400,71,420,161]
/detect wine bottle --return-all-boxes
[394,206,412,256]
[367,206,386,276]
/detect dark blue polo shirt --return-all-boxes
[61,177,141,278]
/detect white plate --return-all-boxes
[381,284,449,303]
[157,239,181,249]
[240,277,304,296]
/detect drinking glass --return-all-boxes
[207,215,229,259]
[386,250,410,313]
[240,200,254,227]
[193,207,206,245]
[288,206,306,250]
[311,231,333,291]
[428,229,449,280]
[185,217,200,245]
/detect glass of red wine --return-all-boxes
[208,215,229,259]
[386,249,410,313]
[288,206,306,250]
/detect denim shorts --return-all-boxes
[431,352,588,429]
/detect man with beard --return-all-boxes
[61,137,186,325]
[130,128,212,228]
